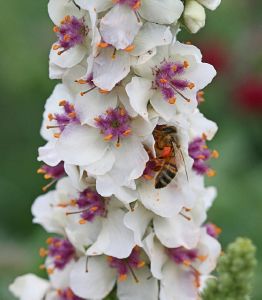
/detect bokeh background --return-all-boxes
[0,0,261,298]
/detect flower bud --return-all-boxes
[184,0,206,34]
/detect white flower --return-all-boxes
[9,274,50,300]
[90,22,173,91]
[143,229,221,299]
[126,41,216,121]
[75,0,184,50]
[184,0,206,34]
[70,251,158,300]
[39,84,155,195]
[48,0,99,78]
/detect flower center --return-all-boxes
[39,238,75,274]
[66,188,107,224]
[154,61,195,104]
[53,16,87,55]
[57,288,84,300]
[95,107,132,147]
[108,247,145,282]
[47,100,80,139]
[113,0,141,10]
[167,247,198,266]
[37,162,65,192]
[188,136,219,176]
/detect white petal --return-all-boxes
[143,233,168,279]
[188,109,218,140]
[124,204,153,246]
[132,23,172,56]
[87,149,116,176]
[75,89,118,126]
[150,91,177,121]
[49,260,74,289]
[50,44,86,69]
[117,267,158,300]
[161,264,197,300]
[126,77,153,120]
[140,0,184,24]
[109,136,149,186]
[70,256,116,299]
[154,214,200,248]
[96,174,137,204]
[38,141,61,166]
[64,163,88,191]
[198,0,221,10]
[56,124,108,166]
[75,0,113,13]
[87,208,136,258]
[171,41,202,62]
[31,191,65,235]
[66,217,102,253]
[138,180,186,218]
[100,4,141,50]
[48,0,84,25]
[9,274,49,300]
[92,48,131,91]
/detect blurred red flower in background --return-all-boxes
[234,76,262,113]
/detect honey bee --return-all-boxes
[153,125,188,189]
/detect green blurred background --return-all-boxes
[0,0,261,299]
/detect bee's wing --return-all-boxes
[173,142,189,182]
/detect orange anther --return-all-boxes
[37,168,45,174]
[104,134,113,141]
[90,206,98,212]
[143,174,153,180]
[183,260,191,267]
[123,129,132,136]
[137,261,145,268]
[39,248,48,257]
[132,0,141,10]
[198,255,208,262]
[44,174,52,180]
[168,97,176,104]
[172,65,177,72]
[52,44,60,50]
[79,219,87,225]
[48,113,54,121]
[159,78,168,84]
[99,89,110,94]
[212,150,219,159]
[183,60,190,68]
[39,264,46,270]
[53,26,59,33]
[59,100,67,106]
[119,274,128,281]
[47,268,54,275]
[124,45,135,52]
[46,237,53,244]
[207,169,216,177]
[64,16,71,23]
[188,82,195,89]
[97,42,109,48]
[53,133,61,139]
[68,112,77,119]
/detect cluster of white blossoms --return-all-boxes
[10,0,222,299]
